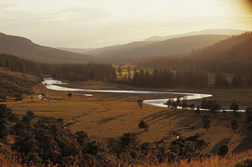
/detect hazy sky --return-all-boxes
[0,0,252,48]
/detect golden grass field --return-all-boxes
[3,81,251,156]
[158,149,252,167]
[1,149,251,167]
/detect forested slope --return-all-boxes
[0,32,95,63]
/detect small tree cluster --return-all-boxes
[196,106,200,115]
[12,114,100,166]
[0,104,18,141]
[202,115,211,131]
[201,100,221,114]
[67,93,72,98]
[231,119,239,133]
[231,75,243,88]
[137,97,143,109]
[138,120,148,131]
[165,134,209,162]
[217,145,228,157]
[231,102,240,119]
[214,74,229,88]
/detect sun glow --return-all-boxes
[232,0,252,28]
[0,0,251,47]
[241,0,252,13]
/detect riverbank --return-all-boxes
[43,78,213,108]
[48,79,252,105]
[43,78,251,111]
[2,79,250,154]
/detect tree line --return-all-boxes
[214,73,252,88]
[52,63,116,82]
[116,67,208,88]
[1,53,251,88]
[117,66,252,88]
[142,59,252,75]
[0,53,117,82]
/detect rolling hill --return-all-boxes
[0,67,37,97]
[77,35,231,63]
[187,32,252,63]
[0,32,95,64]
[59,41,156,57]
[140,32,252,74]
[59,43,124,56]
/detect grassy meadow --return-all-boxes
[3,81,251,155]
[1,149,251,167]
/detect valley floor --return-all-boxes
[3,81,252,155]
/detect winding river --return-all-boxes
[42,78,213,108]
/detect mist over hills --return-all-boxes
[187,32,252,63]
[92,35,229,63]
[59,41,156,57]
[144,29,246,41]
[59,29,245,64]
[140,32,252,74]
[61,34,230,64]
[0,32,95,64]
[0,29,249,65]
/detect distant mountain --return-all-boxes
[188,32,252,63]
[79,35,230,63]
[145,29,246,41]
[57,47,91,54]
[59,41,157,56]
[140,32,252,74]
[59,44,125,55]
[0,32,94,63]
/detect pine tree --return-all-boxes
[138,120,149,131]
[231,75,243,88]
[202,115,211,131]
[231,119,239,132]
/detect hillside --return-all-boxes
[187,32,252,63]
[0,67,38,97]
[0,32,95,64]
[59,44,124,55]
[59,41,155,57]
[140,33,252,74]
[82,35,230,63]
[145,29,246,41]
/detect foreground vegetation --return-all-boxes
[162,150,252,167]
[1,150,251,167]
[0,103,251,166]
[0,104,207,166]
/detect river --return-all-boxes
[42,78,215,108]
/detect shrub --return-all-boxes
[120,133,139,149]
[218,145,228,157]
[138,120,149,131]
